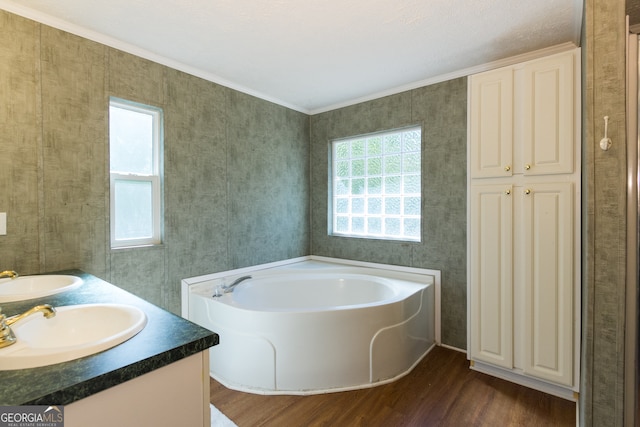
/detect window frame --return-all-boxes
[329,125,422,242]
[109,97,163,248]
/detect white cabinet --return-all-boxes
[467,48,580,397]
[522,54,575,176]
[469,182,574,386]
[469,68,514,178]
[469,184,513,369]
[521,182,574,386]
[469,51,575,179]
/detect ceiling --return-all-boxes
[0,0,582,114]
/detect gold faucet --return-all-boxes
[0,304,56,349]
[0,270,18,279]
[5,305,56,326]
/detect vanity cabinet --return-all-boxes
[67,352,211,427]
[0,271,218,427]
[467,48,580,398]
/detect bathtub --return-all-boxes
[182,257,440,395]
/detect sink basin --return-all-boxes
[0,303,147,370]
[0,275,83,303]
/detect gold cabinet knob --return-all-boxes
[504,165,511,172]
[505,189,511,195]
[525,189,531,195]
[525,164,531,170]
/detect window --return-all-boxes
[330,126,422,242]
[109,98,163,248]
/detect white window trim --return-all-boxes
[329,125,422,242]
[109,98,163,248]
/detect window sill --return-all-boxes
[110,243,165,252]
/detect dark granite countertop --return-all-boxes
[0,270,218,405]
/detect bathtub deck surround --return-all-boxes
[183,256,441,395]
[0,271,218,427]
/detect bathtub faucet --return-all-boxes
[0,270,18,280]
[223,275,252,293]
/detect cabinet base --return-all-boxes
[469,359,578,401]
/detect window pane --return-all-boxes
[336,216,349,233]
[384,134,401,153]
[351,178,365,195]
[352,140,365,157]
[368,197,382,214]
[385,197,401,215]
[404,197,421,215]
[109,106,154,174]
[367,138,382,155]
[403,153,421,173]
[336,161,350,177]
[385,218,401,235]
[110,99,162,248]
[330,125,421,242]
[404,218,421,237]
[385,176,401,194]
[404,175,421,193]
[368,177,382,194]
[352,159,365,176]
[403,130,421,152]
[368,217,381,234]
[384,155,401,174]
[367,157,382,175]
[351,217,364,233]
[114,180,153,240]
[352,197,365,214]
[335,142,350,159]
[335,179,350,195]
[336,198,349,214]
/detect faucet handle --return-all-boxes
[212,284,225,297]
[0,308,17,349]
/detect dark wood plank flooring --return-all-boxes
[210,346,576,426]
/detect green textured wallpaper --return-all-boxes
[0,10,310,314]
[581,0,629,424]
[310,78,468,349]
[0,12,40,274]
[2,5,630,421]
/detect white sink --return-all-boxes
[0,303,147,370]
[0,275,83,303]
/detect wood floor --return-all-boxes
[210,346,576,426]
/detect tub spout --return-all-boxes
[0,270,18,280]
[223,275,252,293]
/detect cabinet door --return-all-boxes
[521,182,573,386]
[522,52,575,175]
[469,184,513,368]
[469,68,514,178]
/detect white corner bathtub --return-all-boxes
[182,257,440,395]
